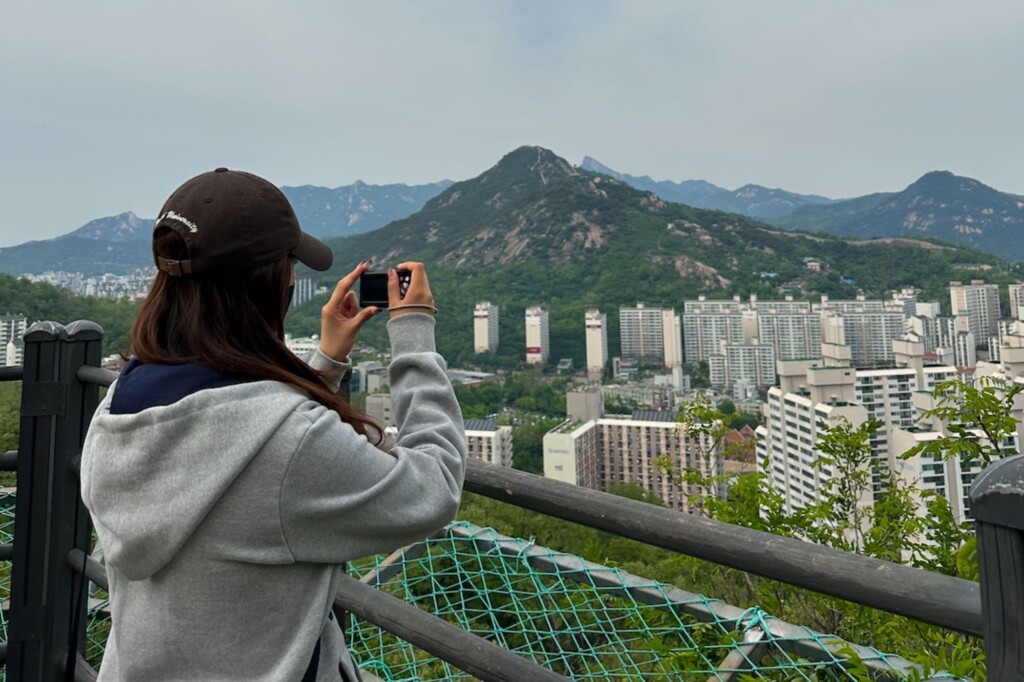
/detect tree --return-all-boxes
[660,387,987,678]
[902,376,1022,468]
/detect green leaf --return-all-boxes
[956,537,979,582]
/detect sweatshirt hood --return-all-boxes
[82,363,308,580]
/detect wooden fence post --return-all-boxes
[7,321,103,681]
[970,453,1024,679]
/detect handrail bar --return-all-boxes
[0,366,23,382]
[74,655,98,682]
[0,450,16,471]
[463,458,983,637]
[333,572,568,682]
[67,549,108,591]
[76,365,117,388]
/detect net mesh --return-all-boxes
[0,496,966,681]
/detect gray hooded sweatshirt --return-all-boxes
[81,314,466,681]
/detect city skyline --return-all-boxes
[3,2,1023,246]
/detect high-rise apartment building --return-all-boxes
[290,278,317,308]
[619,304,666,365]
[949,280,999,345]
[990,318,1024,362]
[708,342,775,393]
[474,302,500,353]
[584,309,608,380]
[757,341,958,513]
[682,297,745,362]
[893,388,1016,524]
[544,412,722,511]
[1,314,28,367]
[887,288,920,317]
[661,309,683,368]
[826,310,905,366]
[756,366,869,515]
[818,295,885,314]
[757,313,822,361]
[1009,283,1024,320]
[525,307,549,365]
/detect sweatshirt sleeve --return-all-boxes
[300,347,351,394]
[279,313,466,563]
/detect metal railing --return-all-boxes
[0,320,1022,680]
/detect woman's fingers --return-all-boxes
[324,261,370,313]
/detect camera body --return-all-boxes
[359,269,411,308]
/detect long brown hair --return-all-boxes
[131,228,381,443]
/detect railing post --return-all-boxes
[970,453,1024,679]
[7,321,104,682]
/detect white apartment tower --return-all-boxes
[830,310,906,366]
[0,314,28,367]
[892,388,1016,525]
[757,340,958,514]
[708,341,776,393]
[1009,283,1024,321]
[949,280,999,345]
[525,307,549,365]
[584,309,608,380]
[473,302,500,353]
[662,309,683,368]
[756,365,870,515]
[682,297,744,362]
[620,303,681,368]
[619,303,665,365]
[757,312,822,361]
[290,278,317,308]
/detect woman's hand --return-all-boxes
[319,261,380,361]
[389,262,435,319]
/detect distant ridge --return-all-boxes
[771,170,1024,259]
[0,180,451,276]
[579,156,836,219]
[281,179,452,238]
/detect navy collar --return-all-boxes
[110,359,248,415]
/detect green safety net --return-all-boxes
[344,522,965,681]
[0,496,965,681]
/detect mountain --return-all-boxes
[281,180,452,238]
[307,146,1008,366]
[771,171,1024,259]
[0,211,157,277]
[65,212,151,242]
[579,156,727,206]
[579,156,836,219]
[0,181,451,276]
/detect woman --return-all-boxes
[81,168,466,681]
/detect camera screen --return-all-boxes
[359,272,390,307]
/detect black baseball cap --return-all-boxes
[153,168,333,276]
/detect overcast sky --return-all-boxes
[2,1,1022,246]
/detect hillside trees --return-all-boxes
[657,386,991,678]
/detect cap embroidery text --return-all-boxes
[159,210,199,233]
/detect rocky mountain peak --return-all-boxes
[66,212,151,242]
[486,146,577,185]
